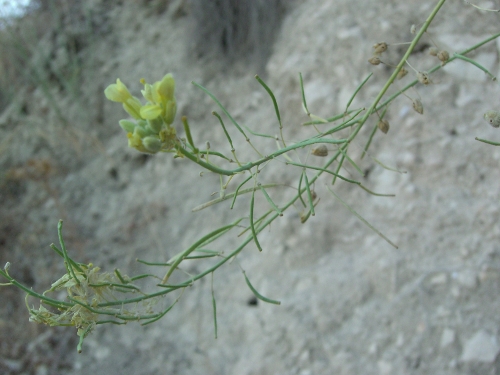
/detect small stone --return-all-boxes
[430,273,447,285]
[461,330,500,363]
[453,270,478,290]
[440,328,456,348]
[396,333,404,348]
[377,360,392,375]
[436,306,451,318]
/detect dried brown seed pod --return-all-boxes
[417,71,431,85]
[428,47,439,56]
[311,190,318,201]
[368,56,381,65]
[311,145,328,157]
[378,119,390,134]
[437,50,449,65]
[484,110,500,128]
[412,98,424,114]
[397,68,408,80]
[373,42,388,55]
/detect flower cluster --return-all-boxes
[104,74,178,153]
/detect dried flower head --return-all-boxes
[412,98,424,114]
[378,119,390,134]
[410,24,416,34]
[397,68,408,80]
[373,42,388,55]
[368,56,381,66]
[484,110,500,128]
[437,50,449,65]
[417,71,431,85]
[311,145,328,157]
[428,47,439,56]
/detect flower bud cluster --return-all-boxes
[104,74,178,153]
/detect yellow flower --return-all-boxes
[140,74,177,123]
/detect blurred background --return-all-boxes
[1,1,500,374]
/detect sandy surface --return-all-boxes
[1,0,500,374]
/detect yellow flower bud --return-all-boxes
[140,103,163,120]
[163,100,177,125]
[127,132,144,150]
[141,83,154,103]
[104,79,132,103]
[158,73,175,101]
[123,97,143,119]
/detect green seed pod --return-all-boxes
[484,110,500,128]
[311,145,328,157]
[142,136,162,153]
[378,119,390,134]
[119,119,136,133]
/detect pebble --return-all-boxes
[461,330,500,363]
[440,328,456,348]
[377,360,392,375]
[430,273,447,286]
[453,270,479,290]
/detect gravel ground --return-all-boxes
[1,1,500,374]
